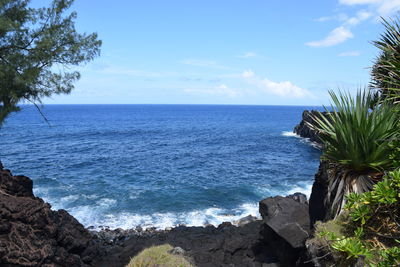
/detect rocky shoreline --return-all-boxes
[0,165,320,267]
[0,110,330,267]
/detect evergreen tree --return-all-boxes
[0,0,101,124]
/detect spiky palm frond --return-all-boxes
[309,90,399,217]
[371,17,400,103]
[310,90,399,172]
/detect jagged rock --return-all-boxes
[287,192,308,205]
[259,196,311,266]
[0,169,95,266]
[309,161,331,227]
[0,169,33,198]
[293,110,330,144]
[233,215,259,226]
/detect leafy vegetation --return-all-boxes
[317,170,400,266]
[126,244,194,267]
[309,89,399,217]
[308,15,400,266]
[371,17,400,102]
[0,0,101,124]
[311,90,398,171]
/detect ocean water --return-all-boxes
[1,105,321,230]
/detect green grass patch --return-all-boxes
[126,244,194,267]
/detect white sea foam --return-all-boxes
[39,186,315,230]
[36,183,310,230]
[286,183,313,198]
[60,195,80,202]
[66,202,260,230]
[96,198,117,207]
[281,131,300,137]
[300,138,322,149]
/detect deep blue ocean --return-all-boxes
[1,105,321,229]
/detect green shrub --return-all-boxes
[126,244,194,267]
[317,170,400,266]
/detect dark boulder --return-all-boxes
[0,169,95,266]
[259,195,311,266]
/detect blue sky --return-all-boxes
[37,0,400,105]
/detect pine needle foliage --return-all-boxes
[0,0,102,125]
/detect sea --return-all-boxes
[1,105,322,230]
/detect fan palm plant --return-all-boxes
[309,90,399,218]
[371,17,400,103]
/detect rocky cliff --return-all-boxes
[293,110,330,145]
[0,166,98,266]
[308,161,332,227]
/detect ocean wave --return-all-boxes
[286,183,313,198]
[67,202,260,230]
[282,130,321,149]
[299,138,322,149]
[281,131,300,137]
[38,183,314,230]
[255,181,313,199]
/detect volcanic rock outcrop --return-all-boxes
[0,166,95,266]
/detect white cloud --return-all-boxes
[344,10,372,25]
[309,1,393,48]
[180,59,228,69]
[241,70,312,98]
[376,0,400,15]
[338,50,361,56]
[184,84,239,97]
[339,0,378,4]
[101,66,173,78]
[236,52,257,58]
[306,26,354,47]
[315,13,349,22]
[339,0,400,16]
[315,16,333,22]
[315,10,371,25]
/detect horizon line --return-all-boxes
[26,103,324,107]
